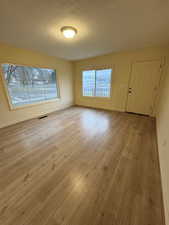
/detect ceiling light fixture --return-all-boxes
[61,26,77,39]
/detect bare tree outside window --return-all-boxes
[82,69,112,97]
[2,64,59,107]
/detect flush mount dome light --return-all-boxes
[61,26,77,39]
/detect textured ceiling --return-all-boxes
[0,0,169,60]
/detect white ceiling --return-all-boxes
[0,0,169,60]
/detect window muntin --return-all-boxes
[82,69,112,97]
[2,64,59,108]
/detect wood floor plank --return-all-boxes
[0,106,165,225]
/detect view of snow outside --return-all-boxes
[2,64,58,106]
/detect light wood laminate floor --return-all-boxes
[0,107,165,225]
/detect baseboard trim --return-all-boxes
[0,103,74,129]
[74,104,124,113]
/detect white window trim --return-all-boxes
[82,68,113,98]
[0,63,61,111]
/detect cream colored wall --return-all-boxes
[74,47,169,223]
[74,47,169,113]
[157,55,169,225]
[0,43,74,128]
[0,42,169,223]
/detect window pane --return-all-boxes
[82,70,95,96]
[96,69,112,97]
[2,64,58,107]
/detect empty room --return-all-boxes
[0,1,169,225]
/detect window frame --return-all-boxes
[82,68,112,98]
[0,62,60,110]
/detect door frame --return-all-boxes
[125,58,164,116]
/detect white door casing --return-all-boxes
[126,60,162,116]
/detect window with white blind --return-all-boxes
[1,63,59,108]
[82,69,112,97]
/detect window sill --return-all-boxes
[9,98,61,111]
[82,96,111,99]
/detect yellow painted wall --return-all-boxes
[74,47,169,224]
[157,56,169,225]
[0,43,169,224]
[74,47,169,113]
[0,43,74,128]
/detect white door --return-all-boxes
[126,60,161,115]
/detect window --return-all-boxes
[1,63,59,108]
[82,69,112,97]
